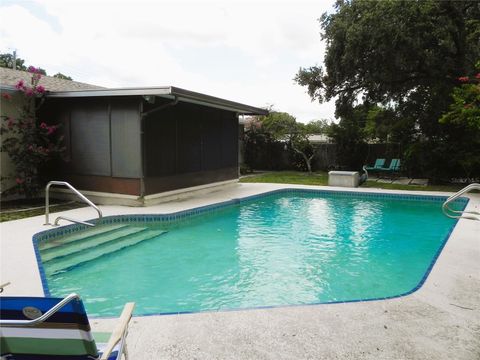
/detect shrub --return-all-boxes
[0,67,64,198]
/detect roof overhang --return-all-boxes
[45,86,268,115]
[0,85,17,92]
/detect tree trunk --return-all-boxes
[291,143,314,174]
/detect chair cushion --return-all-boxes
[0,296,98,358]
[96,341,121,360]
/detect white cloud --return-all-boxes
[0,0,336,122]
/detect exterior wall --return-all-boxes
[52,174,141,195]
[39,96,143,196]
[40,96,239,197]
[238,123,245,166]
[0,90,25,196]
[144,101,239,195]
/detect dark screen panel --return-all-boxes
[145,107,177,176]
[111,99,141,178]
[144,101,238,178]
[177,107,202,173]
[201,109,223,170]
[220,115,238,167]
[70,102,110,176]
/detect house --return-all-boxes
[0,67,103,196]
[0,68,267,205]
[307,134,332,144]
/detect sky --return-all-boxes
[0,0,337,123]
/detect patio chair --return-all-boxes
[0,293,135,360]
[378,158,401,173]
[364,158,386,171]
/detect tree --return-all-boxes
[440,73,480,131]
[326,104,368,169]
[261,112,316,173]
[0,53,27,71]
[0,52,72,80]
[53,73,73,80]
[304,119,330,134]
[295,0,480,180]
[243,116,284,171]
[438,71,480,179]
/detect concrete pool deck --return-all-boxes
[1,183,479,359]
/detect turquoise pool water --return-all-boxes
[38,191,463,316]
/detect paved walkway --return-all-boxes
[1,183,479,359]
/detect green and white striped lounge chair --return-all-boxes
[0,293,134,360]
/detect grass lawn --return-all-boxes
[0,199,87,222]
[241,171,329,186]
[240,171,464,192]
[0,173,465,222]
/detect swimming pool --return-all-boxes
[34,189,467,317]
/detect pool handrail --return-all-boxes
[44,181,102,227]
[442,183,480,221]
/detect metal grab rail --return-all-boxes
[45,181,102,227]
[442,183,480,221]
[0,293,80,326]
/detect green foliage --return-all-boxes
[0,52,72,80]
[243,112,327,173]
[364,106,397,143]
[438,73,480,178]
[261,112,297,138]
[0,53,27,70]
[243,117,286,171]
[53,72,73,80]
[35,67,47,75]
[261,112,316,173]
[1,69,65,198]
[295,0,480,180]
[296,0,479,110]
[440,78,480,130]
[304,119,330,134]
[326,104,368,169]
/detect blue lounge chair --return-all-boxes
[364,158,386,171]
[0,293,134,360]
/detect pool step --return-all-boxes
[38,224,129,251]
[43,229,167,276]
[41,226,148,262]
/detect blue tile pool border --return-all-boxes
[32,188,469,317]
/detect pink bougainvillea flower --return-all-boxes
[458,76,469,82]
[47,125,56,135]
[36,85,46,93]
[24,87,34,97]
[27,66,37,73]
[475,73,480,79]
[15,178,25,184]
[40,122,48,129]
[2,93,12,100]
[15,80,25,90]
[28,145,33,150]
